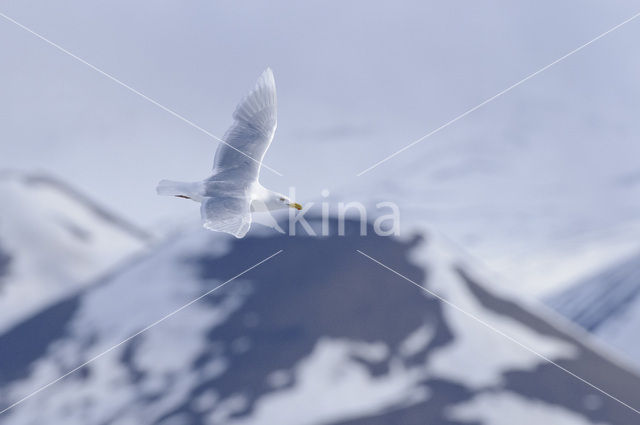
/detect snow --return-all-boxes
[225,338,428,425]
[409,236,578,388]
[1,214,637,425]
[489,220,640,297]
[398,323,434,358]
[342,184,640,300]
[0,173,147,333]
[1,229,240,425]
[446,392,607,425]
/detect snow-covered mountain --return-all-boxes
[548,251,640,368]
[0,172,149,334]
[345,140,640,299]
[1,218,639,425]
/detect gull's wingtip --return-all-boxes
[259,67,275,86]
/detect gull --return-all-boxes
[157,68,301,238]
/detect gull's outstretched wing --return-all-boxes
[212,68,277,182]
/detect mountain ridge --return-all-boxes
[0,170,148,333]
[2,218,640,424]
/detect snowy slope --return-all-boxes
[0,172,149,334]
[344,139,640,299]
[1,218,639,425]
[548,251,640,367]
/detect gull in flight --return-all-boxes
[157,68,301,238]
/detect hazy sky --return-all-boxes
[1,1,639,252]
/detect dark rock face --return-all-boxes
[0,241,10,289]
[169,227,455,423]
[0,297,80,384]
[1,219,640,425]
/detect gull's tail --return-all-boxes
[156,180,204,202]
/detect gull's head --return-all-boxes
[278,196,302,210]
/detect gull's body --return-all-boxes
[157,68,300,238]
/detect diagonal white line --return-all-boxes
[356,249,640,415]
[0,249,283,416]
[0,12,283,177]
[356,10,640,176]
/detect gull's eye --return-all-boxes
[279,197,285,201]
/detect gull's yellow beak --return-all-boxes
[289,202,303,210]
